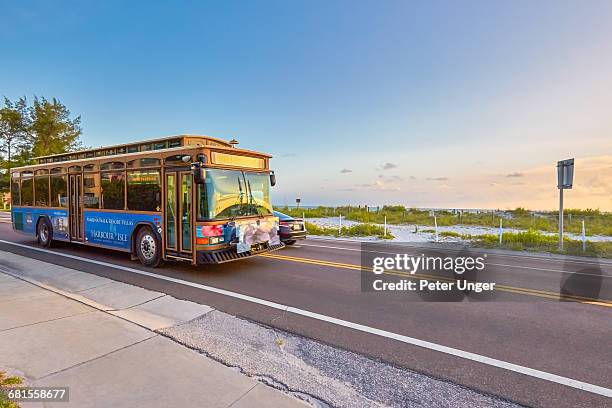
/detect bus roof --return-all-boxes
[32,134,269,165]
[34,134,230,163]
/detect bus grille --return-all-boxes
[198,243,284,264]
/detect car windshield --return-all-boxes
[274,211,293,221]
[197,169,273,220]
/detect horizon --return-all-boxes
[2,1,611,210]
[271,203,611,214]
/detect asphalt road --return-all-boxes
[0,214,610,408]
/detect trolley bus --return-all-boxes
[9,135,283,267]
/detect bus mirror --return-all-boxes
[270,172,276,187]
[193,166,206,184]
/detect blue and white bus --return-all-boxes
[10,135,282,267]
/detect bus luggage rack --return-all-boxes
[198,243,284,264]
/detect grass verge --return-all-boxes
[0,371,22,408]
[473,230,612,258]
[275,206,612,236]
[305,222,394,239]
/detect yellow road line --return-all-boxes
[260,253,612,307]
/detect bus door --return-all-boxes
[68,173,83,241]
[164,170,193,259]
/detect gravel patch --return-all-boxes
[159,311,522,408]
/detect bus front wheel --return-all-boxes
[135,227,161,267]
[37,218,53,248]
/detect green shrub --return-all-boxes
[275,205,612,236]
[440,231,465,238]
[0,371,22,408]
[472,230,612,258]
[304,222,393,239]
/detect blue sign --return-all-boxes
[84,211,159,250]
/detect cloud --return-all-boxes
[354,179,400,191]
[378,174,404,182]
[336,188,355,191]
[340,168,352,174]
[381,162,398,170]
[506,172,524,178]
[426,177,449,181]
[373,178,400,191]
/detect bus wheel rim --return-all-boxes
[40,224,48,242]
[140,235,156,259]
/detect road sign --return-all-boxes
[557,158,574,189]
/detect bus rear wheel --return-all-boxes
[37,219,53,248]
[136,227,161,267]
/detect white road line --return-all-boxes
[298,242,612,278]
[0,238,611,398]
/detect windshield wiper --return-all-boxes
[228,176,246,222]
[243,173,263,217]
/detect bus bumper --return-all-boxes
[196,242,284,264]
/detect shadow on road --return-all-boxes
[560,257,603,302]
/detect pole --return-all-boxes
[582,220,586,252]
[559,188,564,250]
[499,218,503,244]
[384,216,387,237]
[339,214,342,234]
[434,215,438,242]
[302,211,305,224]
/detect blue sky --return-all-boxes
[2,1,612,209]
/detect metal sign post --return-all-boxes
[557,158,574,250]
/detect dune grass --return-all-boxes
[473,230,612,258]
[276,206,612,236]
[305,221,393,239]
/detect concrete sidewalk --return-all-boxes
[0,251,307,408]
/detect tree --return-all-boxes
[28,96,82,158]
[0,97,29,169]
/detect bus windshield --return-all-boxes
[197,169,273,220]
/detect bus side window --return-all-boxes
[127,170,161,212]
[101,171,125,210]
[21,176,33,206]
[11,173,20,206]
[50,175,68,207]
[35,176,50,207]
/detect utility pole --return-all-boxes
[559,188,564,250]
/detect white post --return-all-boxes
[339,214,342,234]
[434,215,438,242]
[582,220,586,252]
[384,216,387,237]
[559,189,564,250]
[499,218,503,244]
